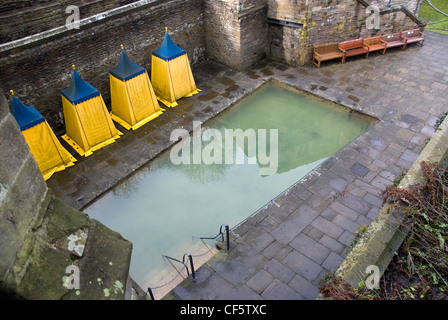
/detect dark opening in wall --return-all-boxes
[267,18,303,29]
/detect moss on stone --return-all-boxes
[1,189,132,299]
[37,192,91,243]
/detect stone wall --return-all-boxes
[304,0,425,63]
[267,0,425,66]
[240,3,269,69]
[307,0,424,44]
[369,0,422,14]
[0,90,133,299]
[267,0,306,21]
[204,0,240,70]
[268,24,303,64]
[0,0,205,135]
[205,0,268,71]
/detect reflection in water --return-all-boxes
[84,82,374,292]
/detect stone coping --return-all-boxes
[0,0,161,53]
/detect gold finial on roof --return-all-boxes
[72,64,76,70]
[121,44,124,49]
[165,27,168,31]
[10,90,14,95]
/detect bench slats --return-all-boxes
[313,29,426,67]
[312,42,344,68]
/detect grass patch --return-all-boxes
[419,0,448,35]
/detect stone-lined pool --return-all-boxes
[84,81,375,293]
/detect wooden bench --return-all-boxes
[401,28,426,46]
[338,38,370,63]
[312,42,344,68]
[381,32,407,49]
[363,36,387,55]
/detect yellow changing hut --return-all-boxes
[151,28,200,108]
[61,66,122,157]
[10,91,76,180]
[109,45,163,130]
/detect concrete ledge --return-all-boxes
[321,113,448,294]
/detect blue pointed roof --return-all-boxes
[61,68,100,105]
[110,48,146,81]
[10,94,45,131]
[152,30,186,61]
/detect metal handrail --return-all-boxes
[146,224,232,300]
[199,224,230,251]
[163,253,196,282]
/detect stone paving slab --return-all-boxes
[46,32,448,300]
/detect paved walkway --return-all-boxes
[47,32,448,300]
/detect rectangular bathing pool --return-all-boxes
[84,81,376,296]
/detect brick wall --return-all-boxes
[0,0,139,43]
[0,0,205,135]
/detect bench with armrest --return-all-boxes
[338,38,370,63]
[312,42,344,68]
[401,28,426,46]
[381,32,407,49]
[363,36,387,54]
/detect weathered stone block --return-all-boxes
[0,154,48,279]
[0,115,32,185]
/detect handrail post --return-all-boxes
[219,224,230,251]
[185,254,196,282]
[147,287,155,300]
[199,224,231,251]
[225,225,230,251]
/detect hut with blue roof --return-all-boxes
[61,65,121,157]
[151,28,199,108]
[109,45,163,130]
[10,90,76,180]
